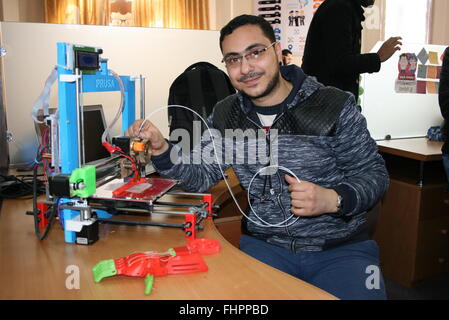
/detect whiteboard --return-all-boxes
[0,22,225,166]
[361,41,446,140]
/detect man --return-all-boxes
[126,15,389,300]
[439,47,449,182]
[282,49,293,66]
[302,0,402,102]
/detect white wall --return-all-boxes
[210,0,253,31]
[362,42,445,140]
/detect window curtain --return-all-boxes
[134,0,209,29]
[44,0,110,25]
[45,0,210,30]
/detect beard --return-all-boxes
[239,68,281,100]
[360,0,375,8]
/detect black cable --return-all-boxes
[0,174,45,199]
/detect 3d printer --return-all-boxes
[31,43,216,245]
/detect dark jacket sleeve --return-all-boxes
[331,95,389,216]
[439,47,449,122]
[151,112,230,193]
[321,3,381,78]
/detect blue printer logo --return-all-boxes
[96,78,115,89]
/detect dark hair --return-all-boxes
[282,49,292,56]
[219,14,276,51]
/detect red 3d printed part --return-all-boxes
[112,177,177,200]
[36,202,49,228]
[92,238,220,295]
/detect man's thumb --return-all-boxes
[284,174,298,184]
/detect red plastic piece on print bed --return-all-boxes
[112,177,177,200]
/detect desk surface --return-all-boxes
[377,137,443,162]
[0,176,335,300]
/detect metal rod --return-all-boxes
[93,155,121,168]
[75,68,85,166]
[153,201,206,208]
[140,75,145,119]
[95,171,121,188]
[50,114,60,174]
[150,209,193,215]
[80,70,85,165]
[87,205,150,214]
[96,218,184,229]
[166,191,211,197]
[95,162,120,180]
[75,68,81,166]
[87,204,192,215]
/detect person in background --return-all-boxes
[301,0,402,102]
[126,14,389,300]
[439,47,449,182]
[282,49,293,66]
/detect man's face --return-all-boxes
[283,53,293,65]
[360,0,375,8]
[221,24,282,101]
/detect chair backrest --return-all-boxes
[367,201,381,239]
[167,62,235,148]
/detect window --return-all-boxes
[384,0,432,44]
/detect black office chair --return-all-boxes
[366,201,381,239]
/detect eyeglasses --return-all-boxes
[222,42,277,68]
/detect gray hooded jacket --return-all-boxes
[152,65,389,252]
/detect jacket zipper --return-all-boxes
[245,113,294,238]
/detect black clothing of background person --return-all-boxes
[302,0,378,101]
[439,47,449,155]
[301,0,400,102]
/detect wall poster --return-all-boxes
[395,48,444,95]
[253,0,324,56]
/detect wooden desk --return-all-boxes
[0,173,335,300]
[374,138,449,287]
[377,138,443,162]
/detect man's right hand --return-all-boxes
[377,36,402,62]
[125,119,169,156]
